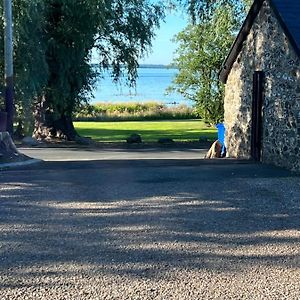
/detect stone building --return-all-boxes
[219,0,300,172]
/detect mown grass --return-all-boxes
[74,120,217,142]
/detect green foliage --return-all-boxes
[0,0,48,133]
[170,0,252,23]
[41,0,165,122]
[13,0,48,98]
[0,0,165,136]
[74,102,195,121]
[43,0,98,118]
[169,2,249,124]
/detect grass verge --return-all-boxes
[74,120,217,142]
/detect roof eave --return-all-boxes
[269,1,300,58]
[220,0,300,84]
[219,0,265,84]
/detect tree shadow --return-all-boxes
[0,159,299,288]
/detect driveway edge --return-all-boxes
[0,158,43,170]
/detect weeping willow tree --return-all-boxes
[168,0,252,124]
[0,0,164,140]
[33,0,165,140]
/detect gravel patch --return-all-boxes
[0,161,299,299]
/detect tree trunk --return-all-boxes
[0,131,28,162]
[33,96,79,141]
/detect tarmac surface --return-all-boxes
[19,145,208,161]
[0,146,299,299]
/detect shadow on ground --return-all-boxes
[0,159,299,287]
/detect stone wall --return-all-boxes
[224,0,300,172]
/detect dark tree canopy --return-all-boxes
[0,0,48,133]
[0,0,165,140]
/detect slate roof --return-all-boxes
[220,0,300,83]
[272,0,300,51]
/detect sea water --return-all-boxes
[91,67,193,106]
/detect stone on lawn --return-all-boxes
[158,138,174,144]
[126,134,142,144]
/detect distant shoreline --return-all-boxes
[91,63,177,70]
[138,64,177,69]
[92,66,187,105]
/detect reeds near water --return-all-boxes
[74,102,196,121]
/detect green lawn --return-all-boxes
[74,120,217,142]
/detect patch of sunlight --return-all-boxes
[108,225,160,233]
[209,207,241,212]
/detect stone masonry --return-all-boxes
[224,0,300,172]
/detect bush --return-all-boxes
[74,102,196,121]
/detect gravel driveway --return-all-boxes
[0,159,299,299]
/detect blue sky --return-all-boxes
[139,13,187,65]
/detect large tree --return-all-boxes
[33,0,164,141]
[1,0,164,140]
[168,1,251,124]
